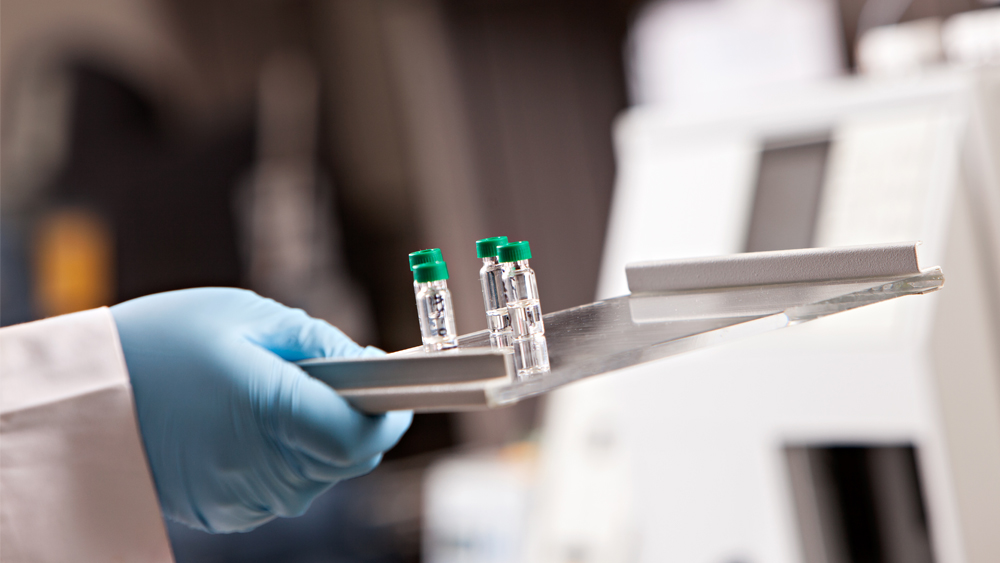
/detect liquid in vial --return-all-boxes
[476,236,513,349]
[498,241,550,377]
[412,260,458,352]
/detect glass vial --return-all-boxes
[476,237,513,350]
[412,261,458,352]
[498,241,550,377]
[409,248,443,297]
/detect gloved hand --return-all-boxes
[111,288,411,533]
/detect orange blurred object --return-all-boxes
[33,208,115,317]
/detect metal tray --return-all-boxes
[298,243,943,413]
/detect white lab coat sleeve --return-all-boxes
[0,307,173,563]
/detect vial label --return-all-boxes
[417,285,458,351]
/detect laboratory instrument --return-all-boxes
[553,63,1000,563]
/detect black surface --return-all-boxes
[52,65,253,303]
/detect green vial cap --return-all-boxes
[476,236,509,258]
[497,241,532,263]
[413,261,449,283]
[409,248,443,270]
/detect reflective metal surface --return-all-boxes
[491,268,942,406]
[299,267,943,413]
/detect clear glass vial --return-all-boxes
[476,236,513,350]
[412,261,458,352]
[409,248,443,296]
[498,241,550,377]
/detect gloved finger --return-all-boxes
[360,345,386,358]
[269,480,337,519]
[248,305,379,361]
[269,454,382,521]
[293,452,384,483]
[278,366,413,466]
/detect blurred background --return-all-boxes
[2,0,1000,562]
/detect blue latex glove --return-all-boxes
[111,288,412,533]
